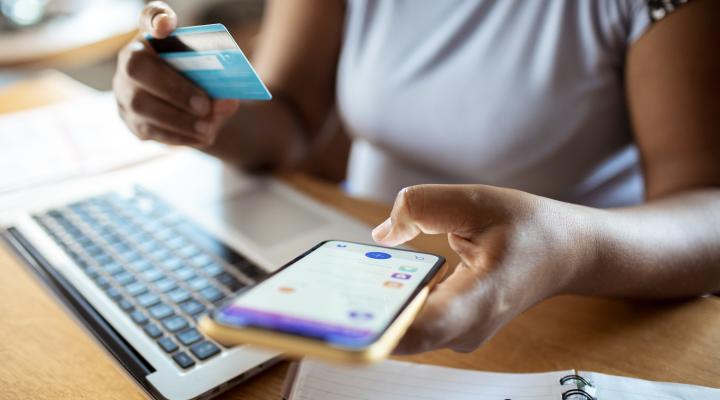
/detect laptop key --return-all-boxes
[117,297,134,312]
[179,299,205,316]
[190,254,213,267]
[128,259,153,272]
[201,262,224,277]
[101,262,123,276]
[105,287,123,301]
[158,337,179,353]
[137,292,161,308]
[178,245,201,259]
[148,303,174,320]
[176,328,203,346]
[114,271,135,286]
[216,272,244,291]
[172,352,195,369]
[189,341,220,361]
[154,278,177,293]
[188,277,210,291]
[141,267,164,282]
[143,323,163,339]
[167,288,191,303]
[161,257,183,271]
[130,310,149,325]
[83,266,101,279]
[94,275,111,289]
[199,286,224,303]
[174,267,195,281]
[162,315,189,332]
[125,281,148,297]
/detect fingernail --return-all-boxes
[151,12,167,29]
[190,95,210,115]
[372,218,392,242]
[129,41,144,51]
[194,120,211,135]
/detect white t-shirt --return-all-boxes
[336,0,655,208]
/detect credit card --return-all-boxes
[146,23,271,100]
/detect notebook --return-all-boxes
[282,359,720,400]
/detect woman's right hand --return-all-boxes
[113,1,240,148]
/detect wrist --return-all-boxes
[539,200,606,296]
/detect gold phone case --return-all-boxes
[199,263,447,364]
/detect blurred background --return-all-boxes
[0,0,265,90]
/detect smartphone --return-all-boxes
[199,240,446,363]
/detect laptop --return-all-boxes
[0,149,372,399]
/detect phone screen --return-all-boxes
[214,241,443,348]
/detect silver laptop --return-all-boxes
[0,149,371,399]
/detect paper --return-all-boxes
[0,92,169,194]
[287,359,568,400]
[588,371,720,400]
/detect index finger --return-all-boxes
[373,185,481,247]
[139,1,177,38]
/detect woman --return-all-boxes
[114,0,720,354]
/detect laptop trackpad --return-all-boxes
[210,190,327,247]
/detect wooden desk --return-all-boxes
[1,76,719,399]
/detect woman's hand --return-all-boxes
[372,184,595,354]
[113,1,240,148]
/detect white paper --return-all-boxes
[586,371,720,400]
[0,92,169,194]
[289,359,568,400]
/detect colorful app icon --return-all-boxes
[391,272,412,280]
[365,251,391,260]
[415,255,425,260]
[336,243,347,248]
[348,311,374,320]
[277,286,295,293]
[383,281,403,288]
[399,266,418,272]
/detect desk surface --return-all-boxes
[1,76,719,399]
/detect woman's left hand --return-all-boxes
[372,184,595,354]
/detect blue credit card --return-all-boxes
[146,24,271,100]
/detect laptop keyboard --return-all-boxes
[32,186,267,370]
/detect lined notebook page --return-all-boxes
[587,371,720,400]
[288,359,570,400]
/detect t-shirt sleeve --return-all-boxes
[626,0,692,44]
[627,0,652,44]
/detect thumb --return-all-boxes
[372,185,480,247]
[212,99,241,117]
[139,1,177,39]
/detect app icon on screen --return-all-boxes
[399,266,418,272]
[391,272,412,280]
[277,286,295,293]
[365,251,392,260]
[383,281,403,288]
[415,255,425,260]
[336,243,347,248]
[348,311,374,320]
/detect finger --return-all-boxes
[128,90,214,141]
[139,1,177,38]
[372,185,481,247]
[121,41,211,117]
[393,263,485,355]
[213,99,241,117]
[136,122,209,147]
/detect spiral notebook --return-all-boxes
[282,359,720,400]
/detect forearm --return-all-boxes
[568,189,720,298]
